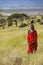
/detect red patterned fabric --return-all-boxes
[27,30,38,53]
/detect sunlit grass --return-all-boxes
[0,23,43,65]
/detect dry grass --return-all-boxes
[0,23,43,65]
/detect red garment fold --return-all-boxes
[27,30,38,53]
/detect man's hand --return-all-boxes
[29,41,34,46]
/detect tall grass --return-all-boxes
[0,24,43,65]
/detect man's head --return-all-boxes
[30,23,34,30]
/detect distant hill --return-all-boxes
[1,6,43,16]
[0,9,3,12]
[1,6,43,10]
[1,6,43,13]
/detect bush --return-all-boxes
[37,19,41,23]
[19,23,27,28]
[31,20,34,24]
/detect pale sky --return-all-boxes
[0,0,43,8]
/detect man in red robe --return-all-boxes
[27,24,38,54]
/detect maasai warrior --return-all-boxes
[27,24,38,54]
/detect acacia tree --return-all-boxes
[7,14,20,27]
[18,13,29,26]
[0,18,6,29]
[7,13,28,27]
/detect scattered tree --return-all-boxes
[0,18,6,29]
[37,19,41,23]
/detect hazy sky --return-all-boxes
[0,0,43,8]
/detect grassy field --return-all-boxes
[0,23,43,65]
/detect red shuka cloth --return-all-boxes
[27,30,38,53]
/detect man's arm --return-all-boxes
[29,41,34,46]
[33,30,37,43]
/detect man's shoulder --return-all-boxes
[34,30,37,32]
[34,30,37,34]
